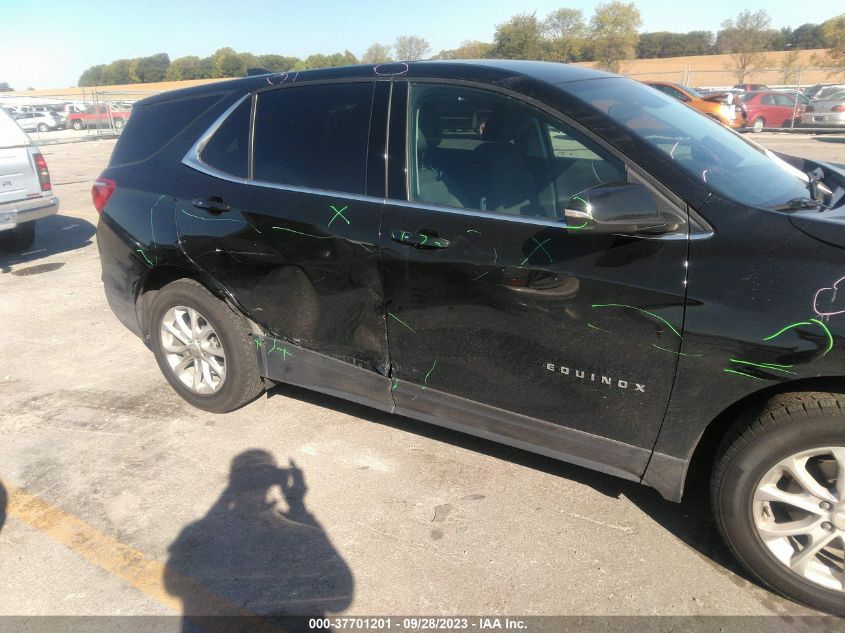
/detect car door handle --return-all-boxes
[192,196,230,213]
[390,230,450,249]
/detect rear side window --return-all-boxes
[253,83,374,194]
[110,94,219,166]
[200,98,251,178]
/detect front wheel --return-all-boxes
[712,393,845,615]
[113,118,124,130]
[71,120,83,130]
[148,279,264,413]
[751,117,765,133]
[37,123,49,132]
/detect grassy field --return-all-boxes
[8,48,843,99]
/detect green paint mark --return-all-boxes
[254,337,263,350]
[572,195,589,207]
[387,311,416,334]
[466,229,482,235]
[729,359,795,374]
[267,339,293,360]
[652,344,702,357]
[472,271,490,281]
[391,378,399,390]
[587,323,613,335]
[810,318,834,357]
[424,358,437,385]
[327,205,349,228]
[271,225,332,239]
[567,221,590,230]
[763,321,814,341]
[724,368,764,381]
[520,237,553,266]
[136,249,154,267]
[591,303,682,338]
[180,208,262,234]
[419,234,429,246]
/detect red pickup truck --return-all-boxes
[68,104,131,130]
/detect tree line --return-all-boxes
[78,3,845,86]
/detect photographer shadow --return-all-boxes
[164,450,353,632]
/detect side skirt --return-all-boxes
[256,335,674,497]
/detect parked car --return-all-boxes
[737,91,806,132]
[812,84,845,102]
[0,109,59,251]
[96,61,845,616]
[643,81,745,128]
[67,104,131,130]
[13,111,61,133]
[734,83,769,91]
[801,91,845,128]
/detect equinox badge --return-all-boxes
[545,363,646,392]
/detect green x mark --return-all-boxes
[328,205,350,228]
[520,237,553,266]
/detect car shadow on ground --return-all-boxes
[811,136,845,144]
[0,214,95,274]
[265,382,752,586]
[164,450,354,632]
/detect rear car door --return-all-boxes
[380,81,689,478]
[176,80,392,407]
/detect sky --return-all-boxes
[0,0,841,89]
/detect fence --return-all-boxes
[623,66,845,133]
[0,89,161,145]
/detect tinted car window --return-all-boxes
[253,83,374,194]
[565,77,810,209]
[407,83,624,221]
[200,97,251,178]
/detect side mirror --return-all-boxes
[564,183,666,234]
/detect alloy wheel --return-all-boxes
[753,447,845,592]
[159,305,226,395]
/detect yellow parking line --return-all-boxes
[3,479,281,632]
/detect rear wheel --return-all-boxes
[37,123,49,132]
[149,279,264,413]
[113,118,124,131]
[712,393,845,615]
[751,117,765,133]
[71,120,83,130]
[0,222,36,252]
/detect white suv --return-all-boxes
[0,110,59,251]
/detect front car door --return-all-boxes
[379,79,690,481]
[176,79,393,410]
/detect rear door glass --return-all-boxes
[252,83,374,194]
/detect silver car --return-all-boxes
[13,111,61,133]
[0,109,60,251]
[800,91,845,128]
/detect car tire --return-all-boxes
[71,120,82,130]
[0,222,36,252]
[751,117,765,133]
[148,278,264,413]
[712,392,845,615]
[37,123,48,132]
[113,119,124,131]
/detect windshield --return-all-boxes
[679,84,702,98]
[564,77,809,209]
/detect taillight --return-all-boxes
[833,105,845,112]
[33,152,51,191]
[91,176,116,214]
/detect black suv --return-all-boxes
[95,61,845,614]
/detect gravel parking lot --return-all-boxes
[0,134,843,624]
